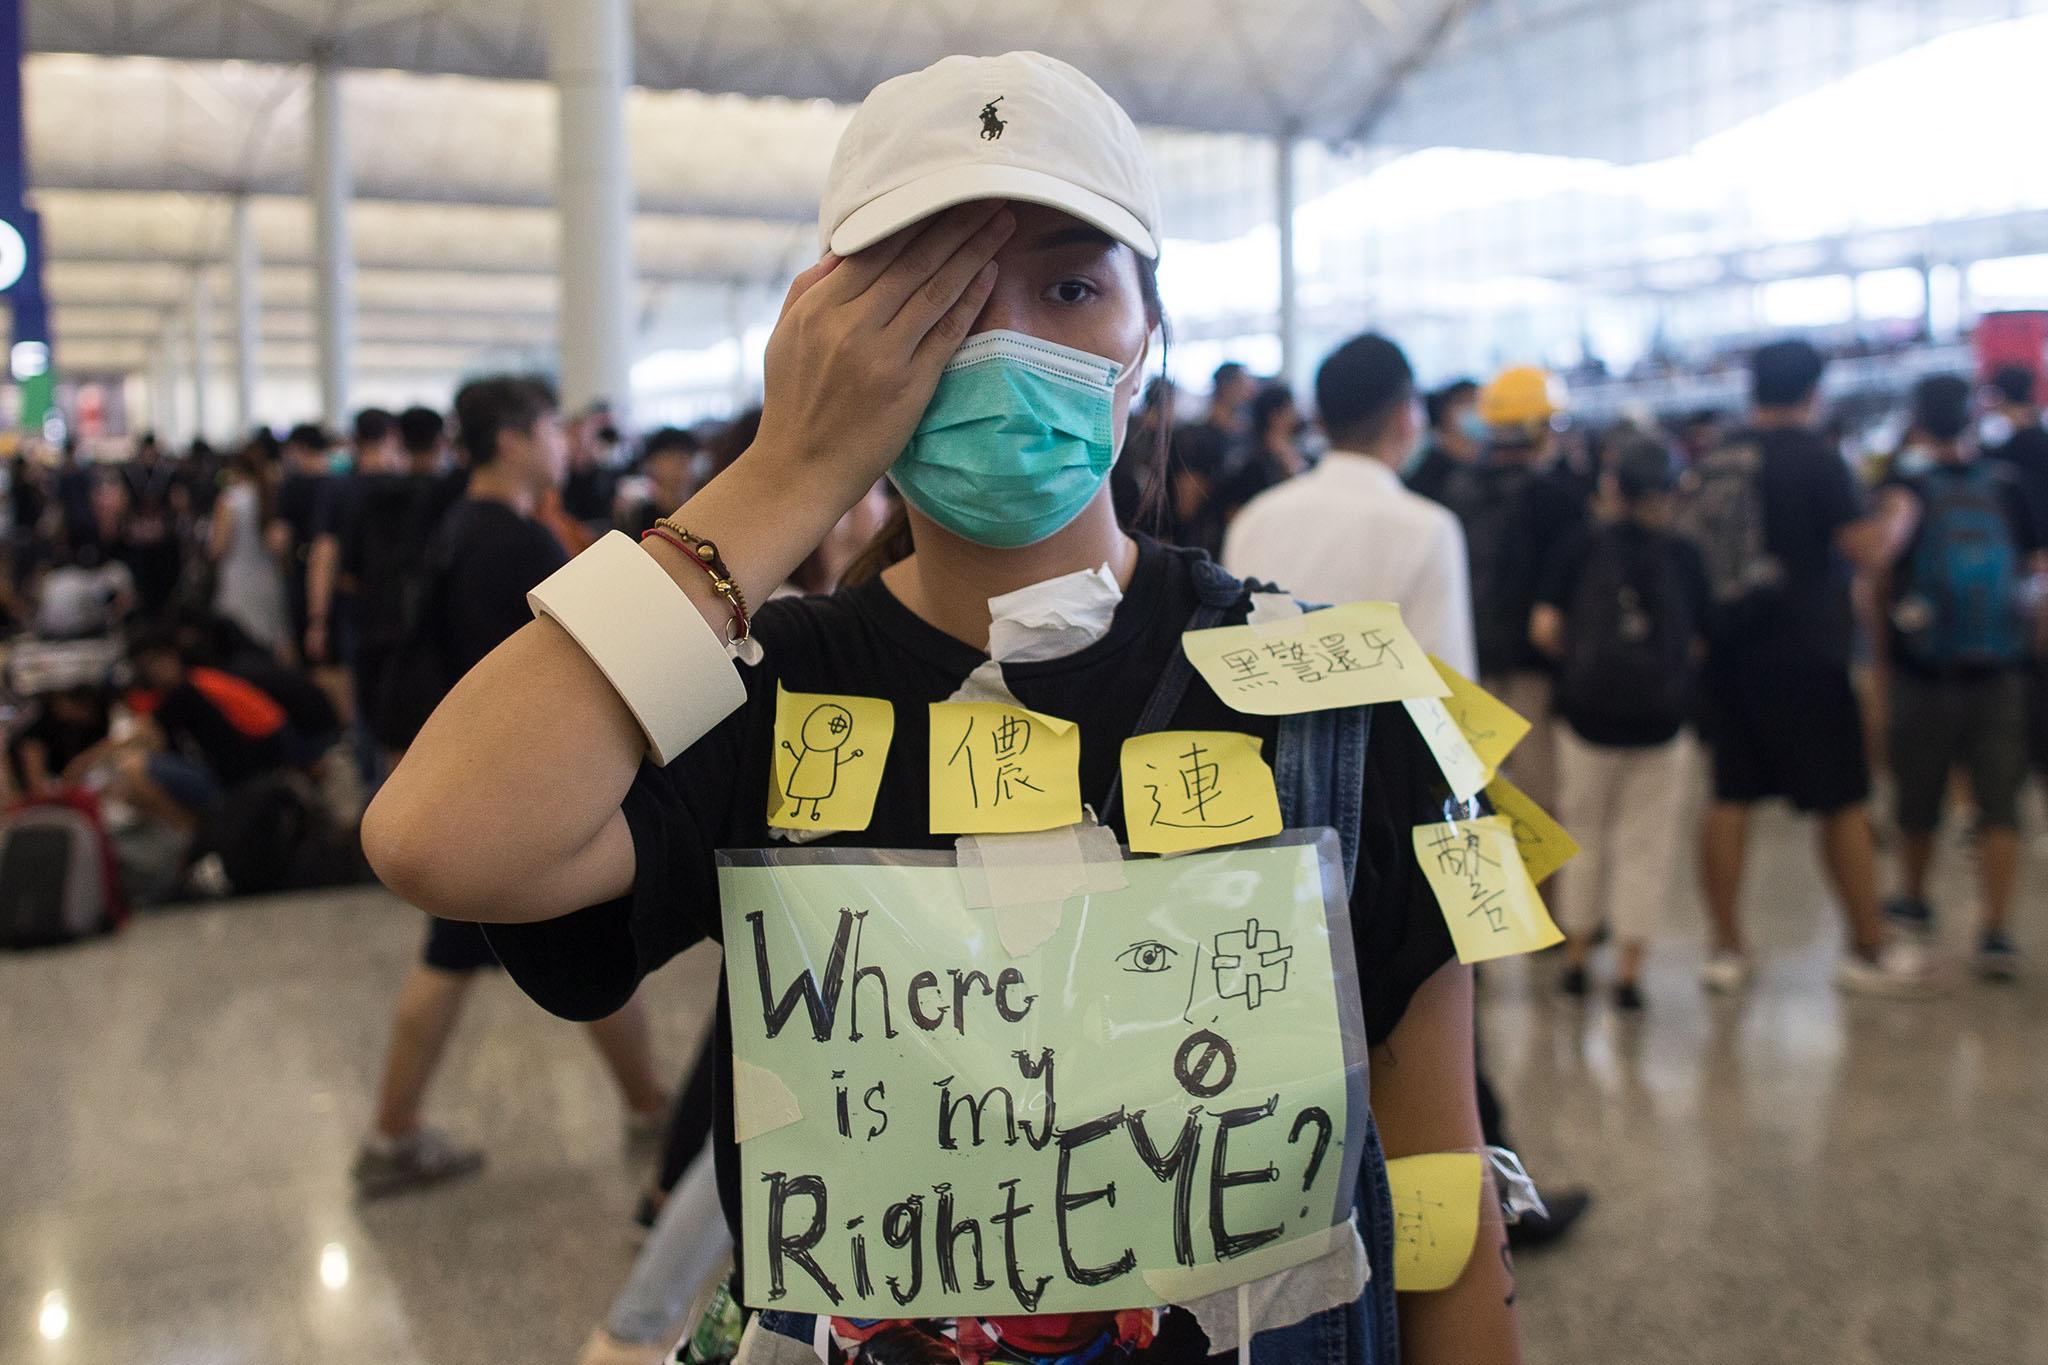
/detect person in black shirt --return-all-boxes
[1533,434,1710,1010]
[1871,375,2046,980]
[1691,339,1923,995]
[1437,366,1587,817]
[563,400,624,536]
[1983,364,2048,784]
[118,432,185,620]
[353,375,672,1202]
[364,162,1517,1359]
[1406,378,1479,505]
[269,423,334,664]
[616,426,701,541]
[1165,360,1256,554]
[1212,380,1312,523]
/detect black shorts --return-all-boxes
[1700,656,1871,814]
[421,916,502,973]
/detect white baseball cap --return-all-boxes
[819,51,1162,260]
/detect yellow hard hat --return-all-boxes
[1478,366,1569,432]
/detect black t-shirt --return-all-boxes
[1405,443,1459,506]
[1710,426,1865,668]
[436,498,569,679]
[1539,521,1711,746]
[486,538,1457,1289]
[1990,424,2048,532]
[1878,457,2041,678]
[1440,461,1589,676]
[563,465,618,524]
[338,473,448,648]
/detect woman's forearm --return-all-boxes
[1370,961,1523,1364]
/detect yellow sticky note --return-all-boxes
[1385,1153,1484,1292]
[1428,655,1531,783]
[1483,774,1581,886]
[767,687,895,832]
[1184,601,1449,717]
[1120,730,1283,855]
[929,702,1082,834]
[1412,814,1565,964]
[1403,696,1489,803]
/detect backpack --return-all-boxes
[1560,528,1693,733]
[1442,463,1536,676]
[196,771,369,896]
[0,790,126,949]
[1893,463,2025,669]
[353,475,446,652]
[368,514,460,752]
[1675,440,1781,619]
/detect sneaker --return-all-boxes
[1614,981,1646,1012]
[1700,950,1752,994]
[351,1127,485,1200]
[1978,930,2021,982]
[1886,896,1935,934]
[1559,964,1590,998]
[1833,938,1938,996]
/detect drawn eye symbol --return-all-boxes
[1117,940,1179,974]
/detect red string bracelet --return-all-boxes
[640,522,754,657]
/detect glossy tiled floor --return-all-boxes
[3,800,2044,1364]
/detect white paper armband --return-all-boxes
[528,531,749,766]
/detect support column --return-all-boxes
[188,269,212,444]
[1275,129,1301,396]
[547,0,636,419]
[310,58,354,430]
[231,193,259,435]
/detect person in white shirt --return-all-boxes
[1223,332,1478,676]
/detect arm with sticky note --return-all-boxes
[1369,961,1523,1364]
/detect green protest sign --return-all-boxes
[717,831,1368,1319]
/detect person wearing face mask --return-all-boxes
[1212,381,1315,525]
[1871,375,2047,980]
[1405,380,1481,505]
[365,52,1517,1365]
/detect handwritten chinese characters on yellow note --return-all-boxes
[1120,730,1283,855]
[1411,813,1565,964]
[1183,602,1448,717]
[929,701,1083,835]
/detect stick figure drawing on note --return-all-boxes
[780,704,865,822]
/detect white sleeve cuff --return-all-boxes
[528,531,750,766]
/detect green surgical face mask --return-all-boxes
[890,329,1137,549]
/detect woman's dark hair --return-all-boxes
[841,248,1168,589]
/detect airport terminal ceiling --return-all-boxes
[19,0,2037,404]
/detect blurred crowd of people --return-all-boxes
[8,328,2046,1365]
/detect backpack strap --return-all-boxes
[1098,555,1260,824]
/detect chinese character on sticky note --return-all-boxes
[929,702,1082,834]
[1427,655,1531,785]
[1183,602,1448,717]
[767,686,895,833]
[1411,814,1564,964]
[1385,1152,1484,1292]
[1120,730,1283,855]
[1482,774,1580,886]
